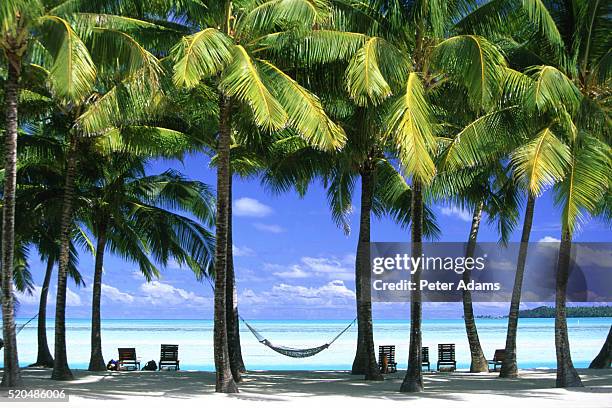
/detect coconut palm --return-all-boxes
[77,152,215,371]
[590,325,612,369]
[171,0,346,392]
[311,0,515,391]
[460,0,610,382]
[431,162,520,372]
[0,0,99,385]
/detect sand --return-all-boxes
[2,368,611,407]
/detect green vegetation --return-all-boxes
[518,306,612,318]
[1,0,610,394]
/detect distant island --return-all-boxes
[517,306,612,318]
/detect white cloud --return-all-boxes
[574,246,612,268]
[17,285,81,306]
[140,281,209,306]
[101,284,134,303]
[253,223,284,233]
[268,280,355,305]
[234,197,272,217]
[539,236,561,243]
[440,206,472,222]
[233,245,255,257]
[272,265,311,279]
[265,256,354,280]
[66,288,82,306]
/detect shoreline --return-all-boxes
[4,368,611,407]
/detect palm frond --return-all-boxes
[172,27,233,88]
[219,45,288,131]
[386,73,436,184]
[511,126,571,196]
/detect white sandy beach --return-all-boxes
[3,368,611,407]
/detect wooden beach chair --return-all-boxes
[378,345,398,373]
[421,346,431,371]
[159,344,180,371]
[117,348,140,371]
[488,349,506,372]
[437,344,456,371]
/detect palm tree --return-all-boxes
[590,326,612,369]
[171,0,345,392]
[262,111,439,380]
[315,0,514,391]
[78,153,215,371]
[14,130,86,369]
[474,0,610,381]
[1,0,98,386]
[432,163,520,372]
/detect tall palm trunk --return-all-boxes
[500,193,535,378]
[589,325,612,369]
[355,167,383,381]
[554,227,582,387]
[51,134,78,381]
[462,201,488,372]
[400,180,423,392]
[226,172,245,382]
[88,224,107,371]
[1,53,23,387]
[213,94,238,393]
[33,257,55,367]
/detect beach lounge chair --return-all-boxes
[117,348,140,371]
[378,345,398,374]
[159,344,180,371]
[437,344,456,371]
[421,346,431,371]
[488,349,506,371]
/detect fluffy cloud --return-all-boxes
[439,206,472,222]
[539,236,561,243]
[234,197,272,217]
[253,223,284,233]
[16,285,81,306]
[265,256,353,280]
[101,284,135,304]
[140,281,210,306]
[233,245,255,257]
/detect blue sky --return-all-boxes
[16,153,612,320]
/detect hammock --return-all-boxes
[240,316,356,358]
[0,313,37,350]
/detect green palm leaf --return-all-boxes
[345,37,394,106]
[433,35,507,111]
[258,59,346,151]
[555,137,611,234]
[386,73,436,183]
[172,27,233,88]
[37,15,96,101]
[219,46,288,131]
[511,126,571,196]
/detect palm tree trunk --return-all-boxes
[213,94,238,393]
[88,224,107,371]
[462,201,488,373]
[400,180,423,392]
[33,257,55,367]
[554,227,582,387]
[589,325,612,369]
[356,167,383,381]
[1,53,23,387]
[226,172,246,382]
[51,134,78,381]
[500,193,535,378]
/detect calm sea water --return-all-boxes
[14,318,612,370]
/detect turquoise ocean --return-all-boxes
[14,318,612,371]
